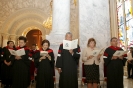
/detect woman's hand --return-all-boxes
[119,56,123,60]
[4,60,11,66]
[127,60,131,64]
[58,68,62,73]
[97,54,102,59]
[97,54,102,60]
[40,56,46,60]
[15,56,22,60]
[112,56,118,60]
[46,54,51,60]
[39,56,46,62]
[87,55,94,60]
[69,49,74,54]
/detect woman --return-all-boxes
[1,41,15,88]
[12,36,30,88]
[82,38,101,88]
[35,39,55,88]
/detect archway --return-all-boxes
[26,29,42,49]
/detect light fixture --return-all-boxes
[43,0,53,30]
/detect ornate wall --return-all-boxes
[0,0,79,47]
[0,0,51,46]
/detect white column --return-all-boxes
[51,0,70,35]
[46,0,70,84]
[2,34,9,47]
[47,0,70,43]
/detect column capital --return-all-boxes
[1,33,9,40]
[9,35,17,40]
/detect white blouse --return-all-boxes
[82,47,100,65]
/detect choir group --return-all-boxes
[0,32,132,88]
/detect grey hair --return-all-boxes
[65,32,73,37]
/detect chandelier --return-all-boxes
[43,0,53,30]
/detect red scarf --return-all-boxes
[109,46,121,50]
[6,46,14,50]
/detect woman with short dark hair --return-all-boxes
[1,41,15,88]
[12,36,31,88]
[35,39,55,88]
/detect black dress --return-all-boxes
[35,48,55,88]
[1,46,15,86]
[29,50,40,81]
[103,46,127,88]
[56,44,81,88]
[12,46,31,88]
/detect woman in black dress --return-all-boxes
[12,36,30,88]
[1,41,15,88]
[35,39,55,88]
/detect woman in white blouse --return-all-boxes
[82,38,101,88]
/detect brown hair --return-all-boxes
[110,37,117,42]
[41,39,50,47]
[87,38,96,47]
[7,41,14,45]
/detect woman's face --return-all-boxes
[19,40,26,47]
[89,41,95,48]
[42,43,49,50]
[8,42,14,48]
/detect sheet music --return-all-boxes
[9,48,25,56]
[91,50,101,56]
[113,50,128,56]
[63,39,78,50]
[40,51,48,56]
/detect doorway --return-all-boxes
[26,29,42,49]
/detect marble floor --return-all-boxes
[28,77,133,88]
[0,77,133,88]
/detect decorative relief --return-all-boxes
[9,17,43,33]
[1,33,9,40]
[70,0,79,39]
[0,0,51,33]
